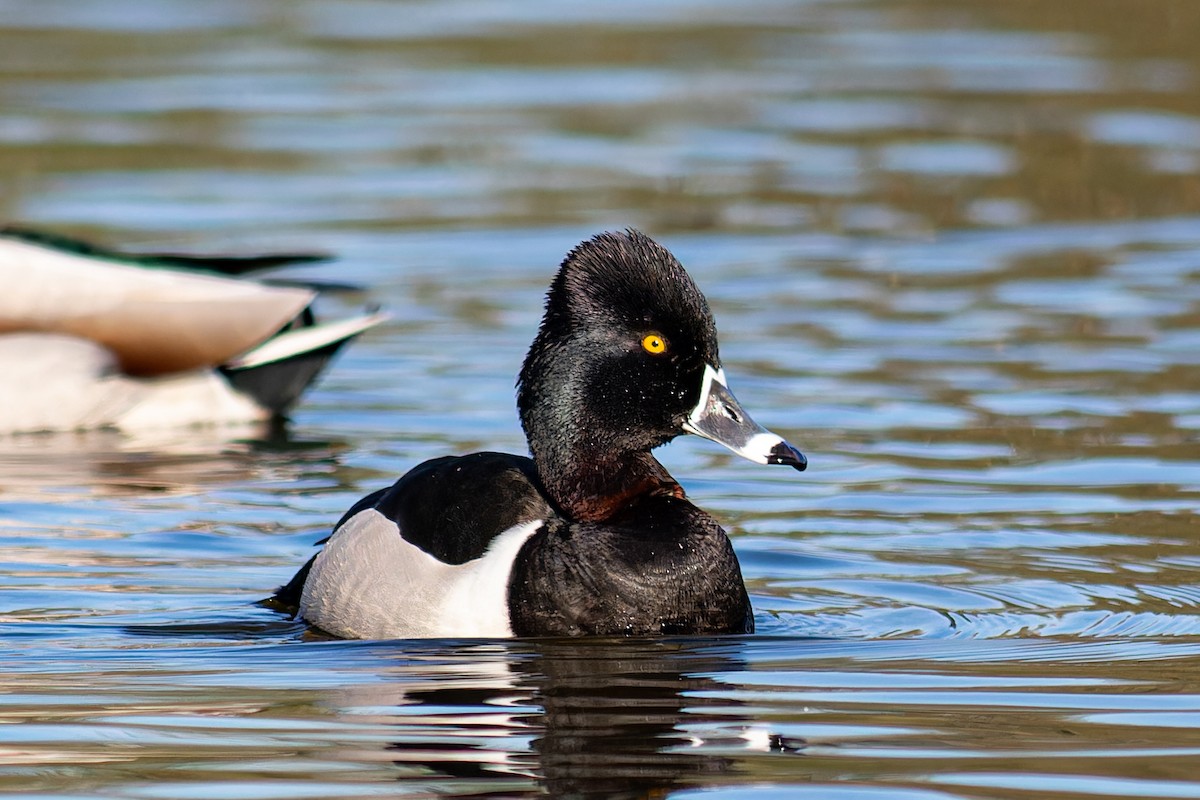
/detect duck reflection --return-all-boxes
[326,638,794,798]
[0,421,348,500]
[519,639,745,798]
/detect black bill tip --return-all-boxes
[767,441,807,472]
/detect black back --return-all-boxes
[220,338,349,416]
[370,452,555,564]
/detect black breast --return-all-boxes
[506,493,753,636]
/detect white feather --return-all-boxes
[111,371,268,430]
[299,510,542,640]
[0,333,269,434]
[0,333,140,432]
[226,311,390,369]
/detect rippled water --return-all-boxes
[2,1,1199,797]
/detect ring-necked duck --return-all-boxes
[271,229,805,638]
[0,226,385,433]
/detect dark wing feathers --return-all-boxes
[371,452,554,565]
[268,452,555,613]
[0,225,328,275]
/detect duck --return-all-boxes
[0,226,387,434]
[270,229,806,639]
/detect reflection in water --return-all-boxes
[327,640,785,798]
[0,420,346,499]
[520,641,758,798]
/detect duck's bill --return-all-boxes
[683,365,807,471]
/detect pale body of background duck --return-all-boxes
[0,228,386,433]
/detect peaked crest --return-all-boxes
[541,230,717,350]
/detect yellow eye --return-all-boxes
[641,333,667,355]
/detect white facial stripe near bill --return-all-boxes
[686,363,727,429]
